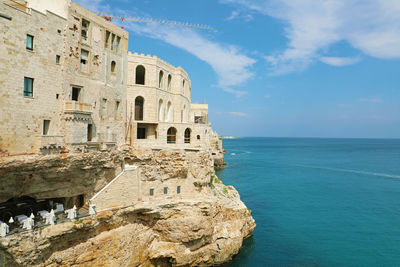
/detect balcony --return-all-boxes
[64,101,92,114]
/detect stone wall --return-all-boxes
[0,2,66,155]
[0,1,129,156]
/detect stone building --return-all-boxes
[0,0,128,156]
[126,52,216,150]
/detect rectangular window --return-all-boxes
[111,34,115,50]
[137,128,146,139]
[105,31,110,48]
[150,188,154,196]
[24,77,33,97]
[81,19,90,43]
[163,187,168,195]
[115,101,120,119]
[101,98,107,118]
[177,186,181,194]
[26,34,33,50]
[71,87,81,101]
[80,49,89,71]
[43,120,50,135]
[87,124,93,141]
[116,36,121,52]
[56,55,60,64]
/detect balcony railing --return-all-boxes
[64,101,92,114]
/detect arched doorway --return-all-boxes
[167,127,177,144]
[135,96,144,121]
[184,128,191,144]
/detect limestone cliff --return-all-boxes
[0,148,255,266]
[0,182,255,266]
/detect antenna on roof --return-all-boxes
[97,12,215,31]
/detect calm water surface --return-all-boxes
[216,138,400,267]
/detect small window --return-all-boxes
[163,187,168,194]
[24,77,33,97]
[57,29,61,34]
[56,55,60,64]
[56,94,59,99]
[197,135,200,140]
[71,87,81,101]
[167,75,172,91]
[115,101,120,119]
[116,36,121,52]
[167,127,177,144]
[184,128,191,144]
[136,65,145,85]
[26,34,33,50]
[159,70,164,88]
[87,124,93,141]
[111,34,115,50]
[177,186,181,194]
[43,120,50,135]
[80,49,89,71]
[101,98,107,118]
[111,61,116,72]
[105,31,110,48]
[137,128,146,139]
[150,188,154,196]
[81,19,90,42]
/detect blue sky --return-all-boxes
[77,0,400,138]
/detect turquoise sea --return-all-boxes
[217,138,400,267]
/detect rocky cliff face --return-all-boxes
[0,182,255,266]
[0,148,255,266]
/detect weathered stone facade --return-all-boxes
[0,0,128,156]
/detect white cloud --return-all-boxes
[319,56,360,66]
[226,10,254,21]
[359,97,383,103]
[221,0,400,74]
[229,111,248,117]
[226,11,240,21]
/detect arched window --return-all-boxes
[167,74,172,91]
[167,127,177,144]
[159,70,164,88]
[111,61,116,72]
[197,135,200,140]
[184,128,191,144]
[182,79,185,94]
[136,65,145,85]
[158,99,164,121]
[135,96,144,120]
[166,101,172,122]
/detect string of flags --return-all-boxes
[97,13,215,31]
